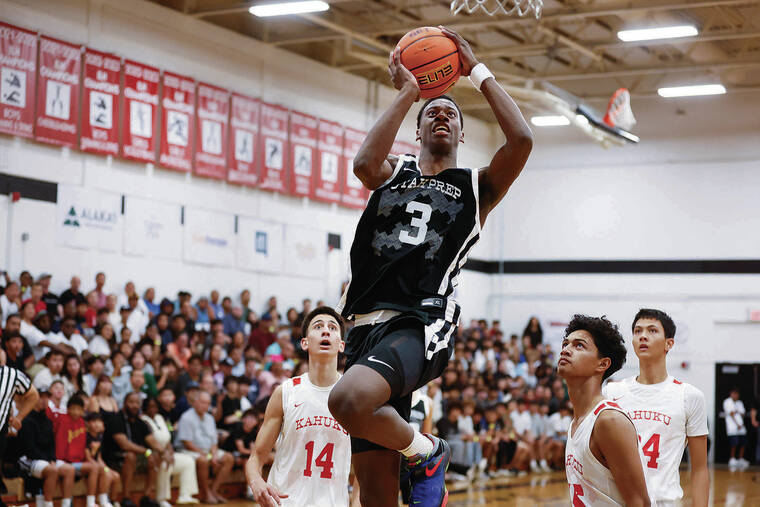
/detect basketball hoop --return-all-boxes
[450,0,542,18]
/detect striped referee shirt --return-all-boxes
[0,365,32,434]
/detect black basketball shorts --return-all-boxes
[344,303,459,454]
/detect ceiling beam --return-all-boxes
[535,59,760,81]
[297,13,393,53]
[271,34,346,46]
[366,0,760,36]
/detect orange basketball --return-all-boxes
[397,27,460,99]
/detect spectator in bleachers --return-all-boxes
[126,293,149,339]
[141,397,198,507]
[90,272,107,309]
[102,392,161,507]
[523,316,543,347]
[18,270,33,298]
[60,276,86,309]
[0,281,20,327]
[62,354,84,401]
[248,314,275,356]
[143,288,159,318]
[3,331,34,371]
[176,353,202,398]
[195,296,212,326]
[84,412,119,507]
[177,390,234,504]
[126,368,148,405]
[167,331,192,370]
[83,356,104,395]
[87,375,119,416]
[34,350,65,392]
[546,402,572,469]
[209,290,222,319]
[46,380,68,418]
[50,396,101,507]
[18,389,77,507]
[24,283,47,315]
[239,290,253,324]
[155,386,179,425]
[222,306,244,337]
[89,323,114,357]
[39,273,59,318]
[130,350,158,397]
[105,295,120,334]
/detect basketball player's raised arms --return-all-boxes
[245,385,288,507]
[352,48,420,190]
[591,410,652,507]
[440,27,533,225]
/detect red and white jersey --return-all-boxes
[565,400,653,506]
[267,373,351,506]
[603,376,708,503]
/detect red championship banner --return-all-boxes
[341,127,369,209]
[288,111,318,198]
[312,119,343,203]
[80,48,120,155]
[159,71,194,172]
[228,93,259,186]
[121,60,159,162]
[0,22,37,138]
[34,35,80,147]
[258,102,289,192]
[194,82,229,179]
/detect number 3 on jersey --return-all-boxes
[303,441,334,478]
[399,201,432,246]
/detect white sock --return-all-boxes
[62,498,73,507]
[399,431,434,458]
[86,495,96,507]
[44,501,54,507]
[99,494,110,505]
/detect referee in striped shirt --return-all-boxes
[0,348,39,507]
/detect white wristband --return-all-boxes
[468,63,494,91]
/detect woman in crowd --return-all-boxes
[90,323,115,357]
[62,354,85,401]
[87,374,119,418]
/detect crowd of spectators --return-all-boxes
[0,269,570,507]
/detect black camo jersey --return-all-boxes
[337,155,481,318]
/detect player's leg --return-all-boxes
[40,463,59,501]
[353,450,400,507]
[210,451,233,501]
[194,454,213,503]
[58,463,76,502]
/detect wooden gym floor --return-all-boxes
[234,466,759,506]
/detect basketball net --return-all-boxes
[450,0,542,18]
[603,88,636,131]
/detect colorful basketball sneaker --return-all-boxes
[405,434,450,507]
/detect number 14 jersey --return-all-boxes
[603,376,708,503]
[338,155,480,318]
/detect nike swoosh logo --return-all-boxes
[425,455,444,477]
[367,356,394,371]
[613,397,623,401]
[294,402,304,407]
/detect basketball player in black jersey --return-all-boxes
[328,27,533,507]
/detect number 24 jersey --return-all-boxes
[603,376,708,503]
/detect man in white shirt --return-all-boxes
[604,308,709,506]
[1,281,21,327]
[724,387,749,471]
[33,350,65,391]
[510,400,539,472]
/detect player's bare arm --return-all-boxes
[245,385,288,507]
[591,410,651,507]
[352,49,420,190]
[440,26,533,225]
[687,435,709,507]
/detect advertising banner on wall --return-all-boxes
[313,119,343,204]
[228,92,259,186]
[288,111,318,198]
[0,22,37,138]
[57,185,122,253]
[194,82,229,179]
[284,224,326,278]
[183,207,235,266]
[121,59,159,162]
[341,127,369,209]
[35,35,81,147]
[123,196,182,260]
[80,48,120,155]
[159,71,195,172]
[257,102,288,193]
[236,217,283,273]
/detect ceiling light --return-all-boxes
[617,25,698,42]
[249,0,329,17]
[531,115,570,127]
[657,84,726,98]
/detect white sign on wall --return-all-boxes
[236,217,284,274]
[284,224,326,278]
[57,185,122,252]
[183,207,235,266]
[123,196,182,260]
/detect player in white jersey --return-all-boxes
[603,309,708,506]
[558,315,653,507]
[245,307,351,507]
